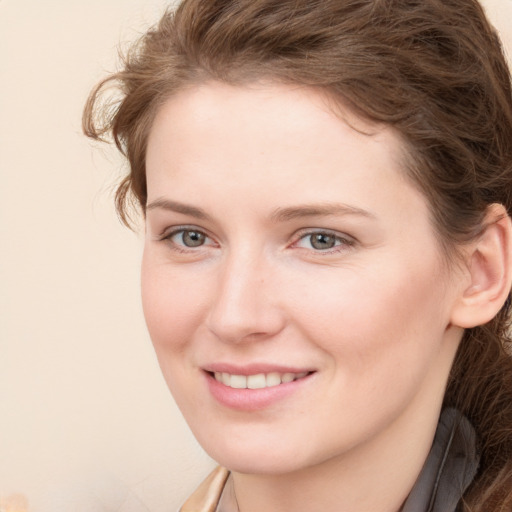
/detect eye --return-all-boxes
[166,229,211,248]
[294,231,353,251]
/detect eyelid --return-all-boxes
[154,225,355,253]
[158,223,205,238]
[291,228,356,252]
[158,225,217,248]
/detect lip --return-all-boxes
[203,363,314,375]
[202,364,316,411]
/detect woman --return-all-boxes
[83,0,512,510]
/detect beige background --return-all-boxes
[1,1,511,511]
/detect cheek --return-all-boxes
[140,253,209,354]
[287,266,452,444]
[140,255,212,407]
[290,259,450,380]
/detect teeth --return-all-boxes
[247,373,266,389]
[213,371,309,389]
[230,374,247,389]
[266,372,281,387]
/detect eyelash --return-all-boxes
[159,226,216,253]
[291,229,355,254]
[158,227,355,255]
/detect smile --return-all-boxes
[213,371,310,389]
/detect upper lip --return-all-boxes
[203,363,315,375]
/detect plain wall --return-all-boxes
[1,1,511,511]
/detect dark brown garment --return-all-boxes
[180,408,479,512]
[401,408,479,512]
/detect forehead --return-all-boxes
[149,81,389,138]
[146,82,421,223]
[146,81,408,186]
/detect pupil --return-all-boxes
[311,233,335,250]
[183,230,205,247]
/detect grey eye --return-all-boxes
[309,233,338,250]
[180,230,206,247]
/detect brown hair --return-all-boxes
[83,0,512,509]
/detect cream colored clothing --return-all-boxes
[180,408,479,512]
[179,466,236,512]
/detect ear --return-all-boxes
[450,204,512,329]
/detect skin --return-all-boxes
[142,82,469,511]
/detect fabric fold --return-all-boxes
[180,466,230,512]
[402,408,479,512]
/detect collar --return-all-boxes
[401,407,479,512]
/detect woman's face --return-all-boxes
[142,82,465,474]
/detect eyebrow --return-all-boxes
[270,203,376,222]
[146,198,212,220]
[146,198,375,223]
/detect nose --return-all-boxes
[206,251,286,344]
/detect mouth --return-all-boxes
[209,370,312,390]
[203,365,316,410]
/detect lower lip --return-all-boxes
[204,372,314,411]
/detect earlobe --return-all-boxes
[450,204,512,329]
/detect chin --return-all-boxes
[212,451,306,475]
[196,433,318,475]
